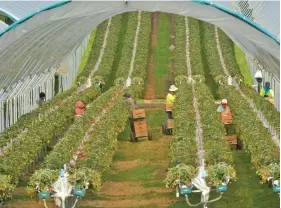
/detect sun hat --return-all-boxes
[221,99,228,104]
[169,85,178,92]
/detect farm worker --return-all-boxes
[166,85,178,104]
[260,82,274,104]
[75,101,86,118]
[123,92,136,133]
[66,160,76,171]
[94,81,105,90]
[123,92,136,111]
[217,99,231,115]
[37,92,46,106]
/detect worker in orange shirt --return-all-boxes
[75,101,86,118]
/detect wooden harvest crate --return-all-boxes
[167,119,173,129]
[134,120,148,137]
[166,104,173,112]
[132,109,146,119]
[225,135,237,145]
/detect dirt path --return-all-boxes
[168,14,175,88]
[144,12,159,100]
[81,110,175,208]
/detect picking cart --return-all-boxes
[162,104,173,135]
[130,109,152,142]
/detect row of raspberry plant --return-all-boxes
[76,20,109,84]
[42,86,120,170]
[116,12,139,79]
[93,15,122,83]
[217,29,280,132]
[0,22,109,148]
[202,22,227,83]
[132,12,152,80]
[195,83,236,185]
[218,86,279,182]
[0,88,100,182]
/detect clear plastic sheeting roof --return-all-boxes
[0,1,63,21]
[0,1,279,92]
[0,20,8,31]
[233,1,280,39]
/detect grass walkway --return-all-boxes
[80,109,279,208]
[80,110,175,208]
[154,13,171,99]
[234,45,253,85]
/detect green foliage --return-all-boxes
[0,174,15,200]
[0,88,100,182]
[0,13,13,25]
[76,20,108,84]
[218,86,279,179]
[240,83,280,132]
[27,169,58,197]
[218,29,242,78]
[42,87,119,169]
[174,15,187,77]
[189,18,204,76]
[94,15,122,82]
[257,163,280,183]
[68,168,102,192]
[202,22,227,83]
[234,45,253,85]
[0,88,75,146]
[133,12,152,80]
[116,12,139,78]
[168,83,198,181]
[74,29,96,85]
[165,164,197,188]
[76,95,130,173]
[206,163,236,186]
[195,83,233,166]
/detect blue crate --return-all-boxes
[180,186,192,195]
[216,185,228,192]
[38,192,51,199]
[273,186,280,193]
[73,188,85,197]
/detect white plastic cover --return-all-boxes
[52,174,73,207]
[0,20,8,31]
[0,1,279,91]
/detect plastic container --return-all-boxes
[273,185,280,193]
[73,188,85,197]
[38,192,51,199]
[216,184,228,192]
[180,185,192,195]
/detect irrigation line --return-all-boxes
[125,10,142,87]
[185,17,205,168]
[215,26,280,147]
[71,89,123,162]
[77,18,112,93]
[90,18,112,77]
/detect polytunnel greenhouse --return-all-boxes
[0,1,280,208]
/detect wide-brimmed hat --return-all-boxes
[169,85,178,92]
[221,99,228,104]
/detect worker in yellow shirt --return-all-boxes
[166,85,178,119]
[260,82,274,105]
[166,85,178,104]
